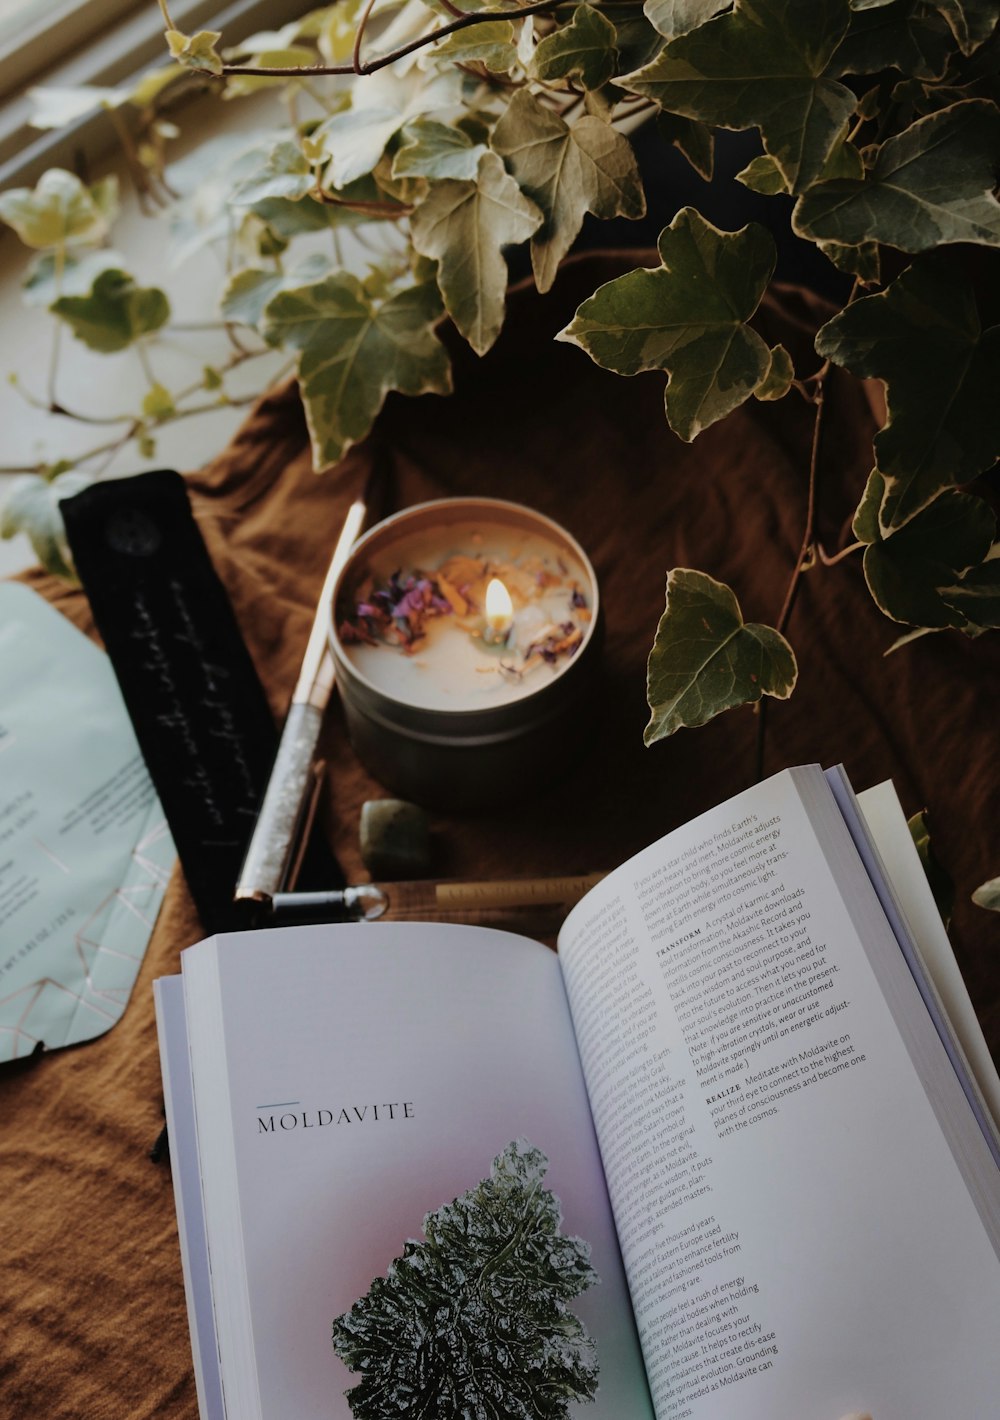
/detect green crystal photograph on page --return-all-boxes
[331,1139,600,1420]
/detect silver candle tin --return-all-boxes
[328,498,602,811]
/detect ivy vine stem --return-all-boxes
[10,377,134,426]
[4,342,286,479]
[48,401,135,426]
[46,246,65,408]
[313,190,411,215]
[166,320,253,333]
[216,0,589,79]
[135,340,157,387]
[754,365,828,784]
[108,104,161,206]
[816,539,863,567]
[352,0,381,75]
[775,369,826,638]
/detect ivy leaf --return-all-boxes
[433,20,518,72]
[225,17,308,54]
[127,61,186,107]
[250,216,290,259]
[933,0,1000,55]
[261,275,453,468]
[256,223,288,257]
[852,469,997,626]
[613,6,669,71]
[457,113,494,146]
[332,1140,598,1420]
[370,153,426,206]
[0,169,117,250]
[28,85,122,128]
[855,83,885,119]
[972,877,1000,910]
[558,208,775,441]
[645,568,797,742]
[317,0,366,63]
[735,153,789,195]
[393,119,487,181]
[142,382,175,419]
[230,139,313,204]
[643,0,730,40]
[832,2,954,82]
[29,66,185,127]
[885,625,939,652]
[656,111,715,180]
[816,252,1000,530]
[492,91,645,294]
[907,809,955,928]
[754,342,794,400]
[622,0,856,193]
[794,100,1000,252]
[165,132,275,261]
[51,269,170,352]
[581,81,619,121]
[738,135,863,195]
[249,185,380,238]
[893,70,1000,116]
[317,68,462,188]
[88,176,120,227]
[517,15,538,66]
[221,254,332,327]
[165,28,224,75]
[850,467,884,546]
[410,150,542,355]
[531,5,619,89]
[0,471,93,578]
[936,557,1000,628]
[22,247,124,306]
[818,237,881,283]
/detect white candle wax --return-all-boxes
[338,517,594,713]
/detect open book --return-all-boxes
[155,766,1000,1420]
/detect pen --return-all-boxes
[267,872,607,928]
[234,476,374,907]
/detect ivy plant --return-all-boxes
[0,0,997,812]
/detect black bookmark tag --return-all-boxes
[61,470,342,934]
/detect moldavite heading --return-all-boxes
[256,1102,415,1133]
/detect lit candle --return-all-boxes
[483,577,513,645]
[328,498,601,808]
[334,503,595,713]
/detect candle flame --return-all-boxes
[485,577,513,628]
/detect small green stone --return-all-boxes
[359,799,431,880]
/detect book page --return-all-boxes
[558,767,1000,1420]
[184,922,653,1420]
[154,976,225,1420]
[857,780,1000,1131]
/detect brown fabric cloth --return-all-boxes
[2,252,997,1418]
